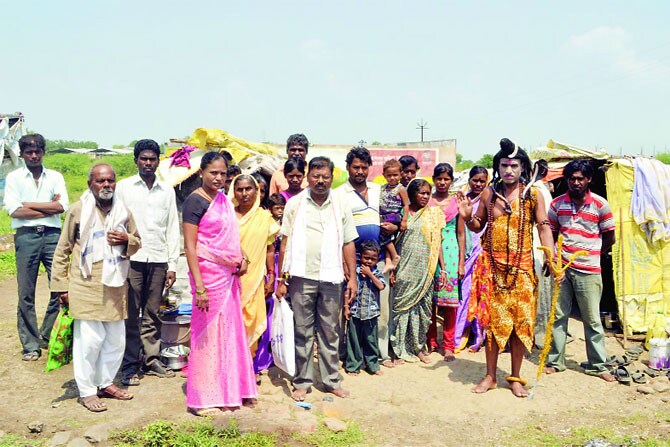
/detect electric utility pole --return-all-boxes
[416,119,428,142]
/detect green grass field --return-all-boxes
[0,153,139,279]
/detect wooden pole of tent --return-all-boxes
[619,208,627,349]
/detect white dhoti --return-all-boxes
[73,319,126,398]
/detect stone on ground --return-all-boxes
[68,437,91,447]
[27,421,45,433]
[50,431,71,446]
[323,417,348,432]
[83,424,109,443]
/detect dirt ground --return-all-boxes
[1,276,669,446]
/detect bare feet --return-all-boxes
[417,352,431,364]
[543,366,559,374]
[598,372,617,382]
[509,381,528,398]
[443,350,456,362]
[291,388,308,402]
[242,398,257,407]
[346,371,360,376]
[373,370,384,376]
[381,359,395,368]
[471,375,497,394]
[329,387,350,398]
[393,358,405,366]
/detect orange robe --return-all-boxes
[468,189,538,351]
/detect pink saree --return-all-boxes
[186,192,257,409]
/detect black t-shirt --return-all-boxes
[182,193,211,225]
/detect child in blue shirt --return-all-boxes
[344,240,386,375]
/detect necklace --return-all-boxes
[485,183,529,290]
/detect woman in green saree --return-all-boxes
[390,179,446,363]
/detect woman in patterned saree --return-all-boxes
[390,179,446,364]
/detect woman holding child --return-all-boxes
[390,179,446,363]
[182,152,256,416]
[229,175,280,384]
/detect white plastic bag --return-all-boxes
[270,295,296,376]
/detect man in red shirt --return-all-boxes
[544,159,616,382]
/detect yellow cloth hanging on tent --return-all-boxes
[606,160,670,334]
[187,128,277,165]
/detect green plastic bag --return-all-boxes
[45,307,74,372]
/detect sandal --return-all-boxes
[189,407,221,417]
[22,351,40,362]
[614,365,632,385]
[98,384,134,400]
[122,374,141,386]
[381,359,395,368]
[606,355,632,367]
[644,367,661,378]
[631,370,648,384]
[505,376,528,386]
[79,396,108,413]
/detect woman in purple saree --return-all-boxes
[455,166,489,353]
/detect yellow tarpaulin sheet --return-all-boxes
[187,128,277,164]
[606,160,670,334]
[156,128,279,186]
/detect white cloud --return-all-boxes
[568,26,662,78]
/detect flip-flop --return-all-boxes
[626,345,644,355]
[122,374,141,386]
[644,367,661,378]
[631,370,648,384]
[606,355,632,367]
[614,365,632,385]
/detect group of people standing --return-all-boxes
[7,132,618,415]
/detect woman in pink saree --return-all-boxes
[182,152,257,416]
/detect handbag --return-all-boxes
[270,295,296,376]
[45,306,74,372]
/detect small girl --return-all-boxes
[280,157,305,203]
[380,159,410,273]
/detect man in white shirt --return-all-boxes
[116,139,180,385]
[276,156,358,401]
[4,134,68,361]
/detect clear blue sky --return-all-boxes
[3,1,669,159]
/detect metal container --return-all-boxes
[160,345,190,371]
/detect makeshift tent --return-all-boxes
[607,159,670,334]
[532,139,670,335]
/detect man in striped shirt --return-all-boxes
[544,159,616,382]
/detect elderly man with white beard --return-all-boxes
[51,164,141,412]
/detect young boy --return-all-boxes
[344,240,385,376]
[267,193,286,222]
[267,193,286,292]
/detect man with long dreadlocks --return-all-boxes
[457,138,554,398]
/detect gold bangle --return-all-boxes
[195,288,207,295]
